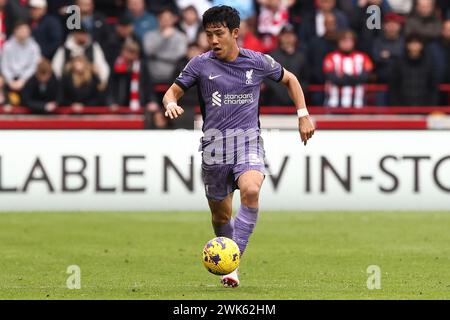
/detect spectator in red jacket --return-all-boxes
[238,19,266,53]
[323,30,373,108]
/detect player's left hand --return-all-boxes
[298,116,315,146]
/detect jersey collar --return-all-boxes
[210,47,251,60]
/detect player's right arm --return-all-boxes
[163,54,201,120]
[162,83,185,119]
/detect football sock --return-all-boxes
[233,204,258,255]
[213,218,234,239]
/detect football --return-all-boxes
[202,237,240,275]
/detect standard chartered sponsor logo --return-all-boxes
[212,91,254,106]
[212,91,222,106]
[223,93,254,105]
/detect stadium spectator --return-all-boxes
[309,11,338,84]
[299,0,349,42]
[108,39,158,111]
[213,0,255,20]
[404,0,442,42]
[256,0,290,52]
[29,0,63,59]
[60,55,102,111]
[238,19,266,53]
[389,34,438,106]
[372,13,405,83]
[176,0,211,16]
[177,5,202,45]
[1,21,41,105]
[143,8,188,83]
[22,58,59,113]
[351,0,391,53]
[323,30,373,108]
[52,25,110,89]
[264,24,309,106]
[76,0,110,50]
[126,0,158,43]
[426,19,450,84]
[104,14,136,68]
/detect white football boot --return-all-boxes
[221,269,239,288]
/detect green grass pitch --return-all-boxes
[0,211,449,300]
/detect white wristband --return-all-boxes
[297,108,309,118]
[166,102,177,109]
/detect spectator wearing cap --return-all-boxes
[323,30,374,108]
[264,24,309,106]
[143,8,188,83]
[104,14,137,68]
[389,34,438,106]
[177,5,202,45]
[126,0,158,44]
[404,0,442,42]
[52,23,110,90]
[1,21,41,104]
[76,0,110,51]
[22,58,59,113]
[29,0,63,59]
[372,13,405,84]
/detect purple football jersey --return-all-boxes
[175,48,284,165]
[175,48,283,132]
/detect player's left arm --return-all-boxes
[280,68,315,146]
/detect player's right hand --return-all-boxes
[164,104,184,119]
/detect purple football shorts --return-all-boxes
[201,162,266,201]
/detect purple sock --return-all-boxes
[233,205,258,255]
[213,218,234,239]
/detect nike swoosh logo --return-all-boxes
[209,75,222,80]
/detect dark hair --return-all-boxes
[202,5,240,31]
[13,20,30,30]
[405,33,424,44]
[337,29,357,42]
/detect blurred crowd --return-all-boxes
[0,0,449,128]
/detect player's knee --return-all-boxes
[212,212,230,225]
[241,185,260,203]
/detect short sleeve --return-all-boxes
[261,53,284,82]
[174,55,200,91]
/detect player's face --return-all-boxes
[205,24,239,61]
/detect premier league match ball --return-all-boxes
[202,237,240,275]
